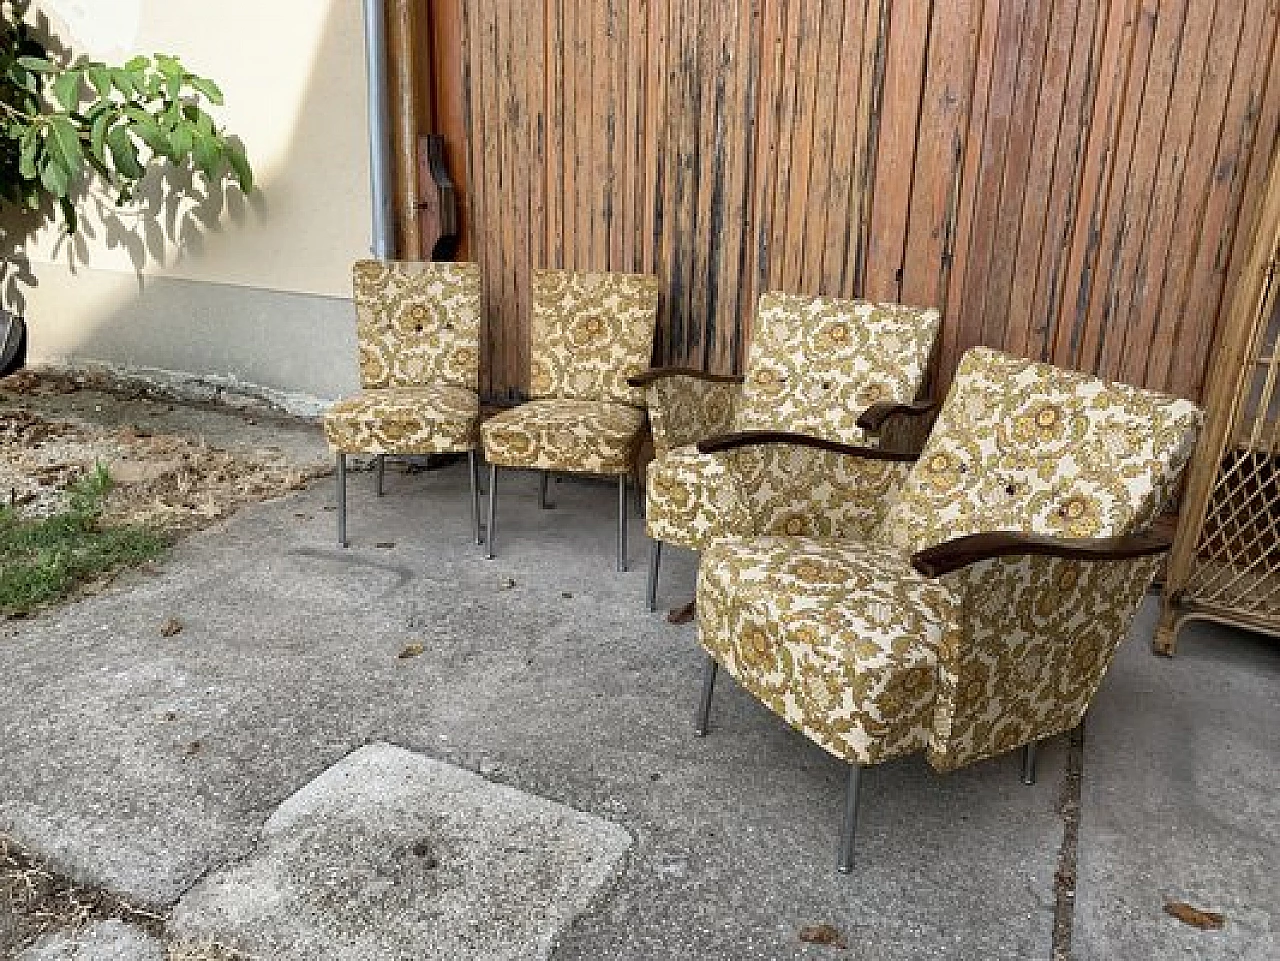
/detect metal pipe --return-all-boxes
[362,0,395,259]
[838,764,863,874]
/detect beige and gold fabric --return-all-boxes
[645,294,941,554]
[324,260,483,457]
[482,269,660,473]
[697,347,1202,784]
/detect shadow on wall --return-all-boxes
[4,0,368,401]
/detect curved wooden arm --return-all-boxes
[627,367,745,388]
[911,530,1173,578]
[857,399,939,432]
[697,430,919,461]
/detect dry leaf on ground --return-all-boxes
[160,617,184,638]
[1164,901,1225,930]
[398,643,425,660]
[798,923,847,949]
[667,600,696,624]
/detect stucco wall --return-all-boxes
[14,0,373,405]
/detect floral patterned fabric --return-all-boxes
[325,261,483,458]
[324,385,479,455]
[353,260,482,390]
[644,293,940,551]
[529,269,661,407]
[697,346,1203,776]
[881,347,1203,553]
[481,399,646,474]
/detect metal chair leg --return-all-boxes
[375,454,386,496]
[468,450,483,545]
[694,655,717,736]
[646,540,662,612]
[838,764,863,874]
[485,465,498,559]
[617,474,629,572]
[539,471,553,509]
[336,453,348,548]
[1020,741,1038,786]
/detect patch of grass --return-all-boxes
[0,464,167,616]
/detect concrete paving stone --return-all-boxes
[16,920,165,961]
[169,742,632,960]
[1075,605,1280,961]
[2,461,1070,958]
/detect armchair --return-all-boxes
[631,292,942,610]
[693,347,1203,872]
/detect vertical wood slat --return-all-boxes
[451,0,1280,406]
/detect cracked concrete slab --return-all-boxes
[16,920,165,961]
[169,742,631,960]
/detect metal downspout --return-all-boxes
[363,0,395,259]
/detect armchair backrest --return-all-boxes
[881,348,1203,554]
[354,260,482,392]
[733,293,941,444]
[529,269,661,406]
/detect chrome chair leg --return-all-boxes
[539,471,553,509]
[617,474,629,572]
[336,453,348,548]
[375,454,386,496]
[838,764,863,874]
[646,540,662,612]
[1020,741,1038,786]
[694,655,717,736]
[485,465,498,559]
[468,450,483,545]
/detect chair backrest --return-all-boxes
[881,347,1203,554]
[353,260,482,391]
[529,269,661,406]
[733,293,941,444]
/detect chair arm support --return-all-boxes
[910,530,1173,578]
[627,366,746,388]
[856,399,939,433]
[697,430,920,461]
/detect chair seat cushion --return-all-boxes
[481,399,646,474]
[697,535,958,766]
[645,445,751,550]
[323,385,479,454]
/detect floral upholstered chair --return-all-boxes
[630,292,942,611]
[693,347,1203,873]
[480,269,661,569]
[323,260,483,547]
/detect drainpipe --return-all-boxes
[363,0,395,259]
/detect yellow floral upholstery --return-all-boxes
[528,269,662,406]
[480,400,645,474]
[697,347,1203,778]
[325,260,483,457]
[645,294,940,552]
[483,269,660,475]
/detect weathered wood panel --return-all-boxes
[451,0,1280,404]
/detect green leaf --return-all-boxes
[87,65,112,99]
[40,158,69,197]
[225,140,253,193]
[52,69,82,110]
[49,115,83,171]
[125,55,150,73]
[187,76,224,106]
[90,111,110,164]
[110,68,136,98]
[191,132,221,177]
[169,122,193,158]
[123,106,167,156]
[16,56,55,72]
[106,126,143,179]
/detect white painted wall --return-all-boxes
[13,0,375,404]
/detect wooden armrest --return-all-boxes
[857,399,939,432]
[627,367,745,388]
[697,430,919,460]
[911,530,1173,578]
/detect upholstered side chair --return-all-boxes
[322,259,484,547]
[480,269,661,570]
[630,292,942,611]
[693,347,1203,873]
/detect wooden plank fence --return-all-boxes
[443,0,1280,403]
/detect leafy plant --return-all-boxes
[0,1,251,234]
